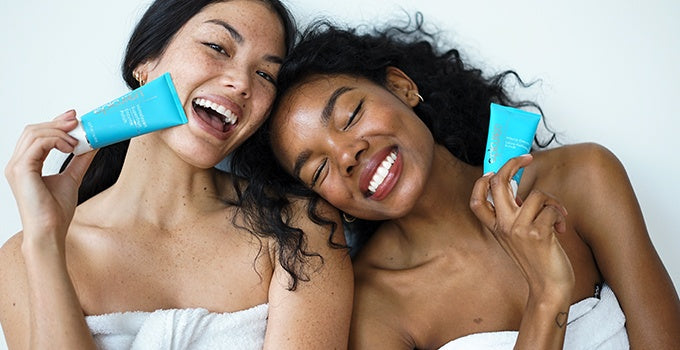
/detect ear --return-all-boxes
[133,59,158,86]
[385,66,422,107]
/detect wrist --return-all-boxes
[21,231,66,262]
[528,281,573,305]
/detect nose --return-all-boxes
[221,68,251,99]
[335,139,367,176]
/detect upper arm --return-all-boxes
[0,233,30,350]
[566,143,680,348]
[263,199,354,350]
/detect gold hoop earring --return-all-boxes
[134,71,146,86]
[342,212,356,223]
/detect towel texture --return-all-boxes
[439,283,628,349]
[86,304,268,349]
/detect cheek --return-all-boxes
[318,184,357,212]
[251,85,276,117]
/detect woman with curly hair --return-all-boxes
[234,15,680,349]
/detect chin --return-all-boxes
[178,149,225,169]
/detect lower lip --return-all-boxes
[368,151,402,201]
[191,106,236,141]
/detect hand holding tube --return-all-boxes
[469,154,575,349]
[5,110,96,243]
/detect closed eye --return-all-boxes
[311,158,328,188]
[343,98,364,130]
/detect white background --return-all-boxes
[1,0,678,348]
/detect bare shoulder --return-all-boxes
[529,142,635,233]
[528,143,625,196]
[0,233,28,304]
[532,142,621,176]
[0,232,30,349]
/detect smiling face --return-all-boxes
[140,0,286,168]
[271,69,436,220]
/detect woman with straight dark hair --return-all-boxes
[235,16,680,349]
[0,1,353,349]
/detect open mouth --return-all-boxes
[192,98,238,133]
[366,148,398,197]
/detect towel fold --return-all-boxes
[439,283,629,349]
[86,304,268,349]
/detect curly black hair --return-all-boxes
[233,13,556,256]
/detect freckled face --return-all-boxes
[271,74,435,220]
[143,0,286,168]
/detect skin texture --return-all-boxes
[0,2,353,349]
[270,68,680,349]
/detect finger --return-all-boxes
[470,172,497,227]
[533,204,566,235]
[518,190,568,233]
[7,133,79,183]
[53,109,77,122]
[14,118,79,156]
[13,127,78,161]
[489,154,533,217]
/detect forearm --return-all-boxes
[514,295,569,350]
[22,236,96,350]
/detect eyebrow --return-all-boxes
[205,19,283,65]
[206,19,243,43]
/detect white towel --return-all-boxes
[439,283,629,349]
[86,304,268,350]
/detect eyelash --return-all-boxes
[205,42,230,57]
[257,71,277,85]
[311,158,327,187]
[343,99,364,130]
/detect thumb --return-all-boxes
[62,150,98,185]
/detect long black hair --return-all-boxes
[233,13,556,255]
[76,0,325,290]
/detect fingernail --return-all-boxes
[483,171,495,177]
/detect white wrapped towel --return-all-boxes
[86,304,268,350]
[439,283,629,349]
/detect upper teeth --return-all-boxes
[368,150,397,194]
[194,98,237,125]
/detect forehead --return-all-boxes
[273,76,347,129]
[278,74,366,111]
[186,1,285,48]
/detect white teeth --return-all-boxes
[194,98,237,125]
[367,150,397,194]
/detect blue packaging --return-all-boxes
[483,103,540,200]
[68,72,187,154]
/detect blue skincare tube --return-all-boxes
[68,72,187,155]
[483,103,540,203]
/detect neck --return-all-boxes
[390,144,485,245]
[97,134,231,229]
